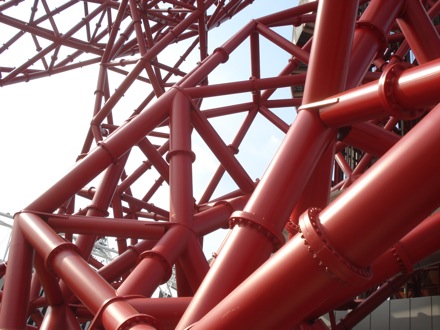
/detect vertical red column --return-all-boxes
[0,220,34,329]
[168,92,194,228]
[116,92,198,297]
[168,91,205,295]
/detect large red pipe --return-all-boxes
[319,58,440,127]
[308,211,440,321]
[189,102,440,328]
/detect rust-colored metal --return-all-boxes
[1,0,440,329]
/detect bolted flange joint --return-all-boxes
[138,250,173,284]
[355,21,388,59]
[299,207,372,287]
[44,241,81,274]
[97,140,120,165]
[390,241,413,274]
[285,216,301,237]
[213,47,229,63]
[378,62,426,120]
[229,210,285,251]
[84,203,110,216]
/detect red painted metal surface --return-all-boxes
[1,0,440,329]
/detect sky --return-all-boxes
[0,0,300,257]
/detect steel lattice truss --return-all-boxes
[1,0,440,329]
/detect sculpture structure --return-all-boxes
[1,0,440,328]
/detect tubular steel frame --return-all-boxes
[1,0,440,329]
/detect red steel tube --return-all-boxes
[17,212,159,329]
[74,152,130,263]
[285,0,355,243]
[179,20,258,88]
[115,94,197,297]
[250,30,261,105]
[341,122,400,157]
[335,152,353,178]
[201,102,255,119]
[0,219,34,329]
[179,110,334,328]
[191,105,255,193]
[47,215,168,239]
[129,297,190,330]
[48,195,240,248]
[175,262,194,297]
[194,21,310,203]
[290,0,401,229]
[0,262,5,279]
[3,1,440,329]
[177,1,358,328]
[193,196,249,236]
[118,93,196,297]
[309,211,440,320]
[25,89,174,214]
[76,297,191,330]
[320,104,440,266]
[206,0,248,29]
[189,101,440,329]
[259,105,290,132]
[39,305,82,330]
[348,0,405,88]
[168,91,206,295]
[319,58,440,127]
[33,254,63,306]
[258,0,318,27]
[58,154,131,306]
[184,74,306,99]
[190,232,337,329]
[135,138,170,184]
[177,234,210,293]
[87,0,129,144]
[116,225,189,297]
[198,106,259,204]
[256,23,310,64]
[92,8,204,125]
[97,240,156,284]
[393,58,440,110]
[288,140,336,230]
[397,0,440,64]
[0,2,107,85]
[168,92,194,227]
[129,0,163,96]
